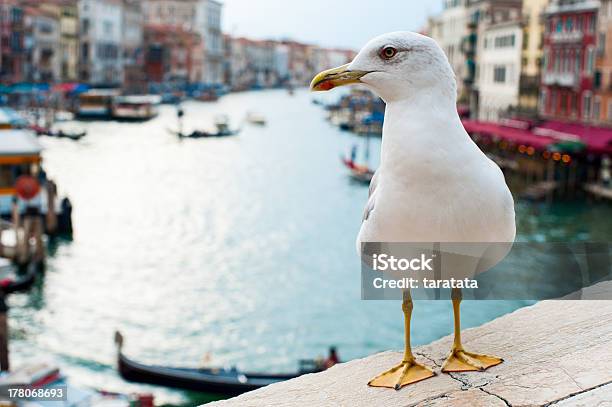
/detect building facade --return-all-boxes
[202,0,222,84]
[78,0,124,86]
[0,0,25,83]
[24,5,61,82]
[595,0,612,123]
[431,0,469,98]
[540,0,599,121]
[462,0,523,117]
[122,0,145,92]
[144,24,202,83]
[518,0,550,113]
[476,17,524,120]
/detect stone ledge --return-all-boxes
[209,298,612,407]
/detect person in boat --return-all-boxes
[350,145,358,165]
[323,346,340,369]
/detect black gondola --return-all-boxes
[114,331,321,397]
[0,261,41,294]
[168,129,240,139]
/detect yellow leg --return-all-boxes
[442,288,503,372]
[368,291,435,390]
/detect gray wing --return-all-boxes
[362,170,379,222]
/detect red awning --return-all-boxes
[52,83,80,93]
[462,120,555,149]
[537,121,612,155]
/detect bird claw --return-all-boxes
[368,359,435,390]
[442,348,503,372]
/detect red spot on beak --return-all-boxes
[319,81,335,91]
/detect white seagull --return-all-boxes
[311,32,516,390]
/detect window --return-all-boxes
[586,46,595,75]
[556,19,563,32]
[566,17,573,32]
[543,47,549,70]
[539,89,547,113]
[523,33,529,50]
[582,92,592,119]
[575,49,582,73]
[554,50,560,72]
[594,96,601,120]
[494,66,506,83]
[493,34,516,48]
[576,16,583,32]
[82,18,89,34]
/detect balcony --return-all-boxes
[549,31,583,43]
[542,71,578,87]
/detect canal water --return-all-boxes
[8,89,612,405]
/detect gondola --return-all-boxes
[51,130,87,141]
[168,128,241,139]
[0,260,40,294]
[33,127,87,141]
[114,331,321,397]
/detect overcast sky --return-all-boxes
[221,1,442,50]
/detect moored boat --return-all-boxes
[114,331,322,397]
[112,95,161,121]
[0,129,73,235]
[246,112,266,126]
[76,89,120,119]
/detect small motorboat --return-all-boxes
[342,157,375,184]
[114,331,324,397]
[246,112,266,126]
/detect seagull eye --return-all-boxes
[380,46,397,60]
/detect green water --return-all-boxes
[7,89,612,405]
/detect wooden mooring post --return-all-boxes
[0,294,8,372]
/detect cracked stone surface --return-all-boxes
[208,300,612,407]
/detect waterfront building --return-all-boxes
[476,12,523,121]
[223,36,250,90]
[23,5,61,82]
[122,0,145,92]
[518,0,550,115]
[540,0,600,122]
[595,0,612,124]
[430,0,469,99]
[57,0,79,82]
[283,40,312,86]
[273,42,290,85]
[462,0,523,118]
[0,0,25,84]
[27,0,79,82]
[143,0,223,85]
[78,0,124,86]
[143,24,203,84]
[202,0,223,85]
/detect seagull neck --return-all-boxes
[379,88,465,175]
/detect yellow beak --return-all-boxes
[310,63,368,92]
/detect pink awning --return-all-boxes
[462,120,555,149]
[537,121,612,155]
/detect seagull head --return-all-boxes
[310,31,456,103]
